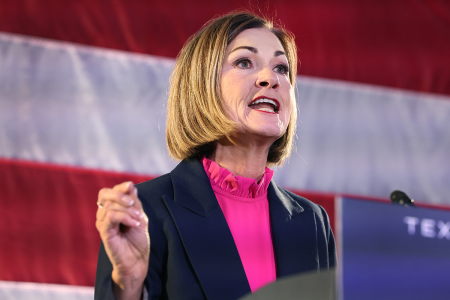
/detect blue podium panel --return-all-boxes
[340,198,450,300]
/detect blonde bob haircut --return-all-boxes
[166,12,298,165]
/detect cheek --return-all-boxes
[222,75,251,109]
[220,74,236,112]
[280,81,294,107]
[281,85,294,125]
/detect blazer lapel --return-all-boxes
[162,158,251,300]
[268,181,320,277]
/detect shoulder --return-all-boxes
[134,173,175,230]
[276,184,331,225]
[136,173,173,200]
[135,157,203,201]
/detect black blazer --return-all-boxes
[95,157,336,300]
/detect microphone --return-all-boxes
[390,190,416,208]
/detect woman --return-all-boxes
[95,12,336,300]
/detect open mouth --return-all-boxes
[248,97,280,114]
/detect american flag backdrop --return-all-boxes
[1,1,449,299]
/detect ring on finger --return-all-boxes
[97,201,104,209]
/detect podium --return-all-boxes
[239,269,336,300]
[239,198,450,300]
[339,197,450,299]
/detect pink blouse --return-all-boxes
[202,157,276,292]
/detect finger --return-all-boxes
[96,210,141,235]
[98,188,135,207]
[122,185,143,212]
[96,200,144,222]
[129,186,142,209]
[113,181,135,195]
[117,183,141,210]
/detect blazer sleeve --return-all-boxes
[94,221,164,300]
[94,241,117,300]
[94,183,165,300]
[318,205,337,269]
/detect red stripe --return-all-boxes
[1,159,448,285]
[0,0,449,95]
[0,159,335,285]
[0,159,153,286]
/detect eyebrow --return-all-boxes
[229,46,286,57]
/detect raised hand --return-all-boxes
[96,181,150,300]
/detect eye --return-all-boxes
[274,64,289,75]
[234,58,253,69]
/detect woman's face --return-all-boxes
[221,28,293,142]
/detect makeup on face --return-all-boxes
[220,28,293,140]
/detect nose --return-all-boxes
[256,68,280,89]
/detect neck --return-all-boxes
[209,136,272,181]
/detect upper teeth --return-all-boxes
[252,98,278,108]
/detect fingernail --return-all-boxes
[122,196,134,206]
[134,187,138,197]
[134,210,141,218]
[135,221,140,227]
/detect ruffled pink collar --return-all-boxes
[202,157,273,198]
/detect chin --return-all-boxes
[235,116,287,140]
[248,125,286,140]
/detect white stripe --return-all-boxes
[0,281,93,300]
[276,74,450,204]
[0,31,177,173]
[1,32,449,205]
[0,31,175,65]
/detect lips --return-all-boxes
[248,96,280,114]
